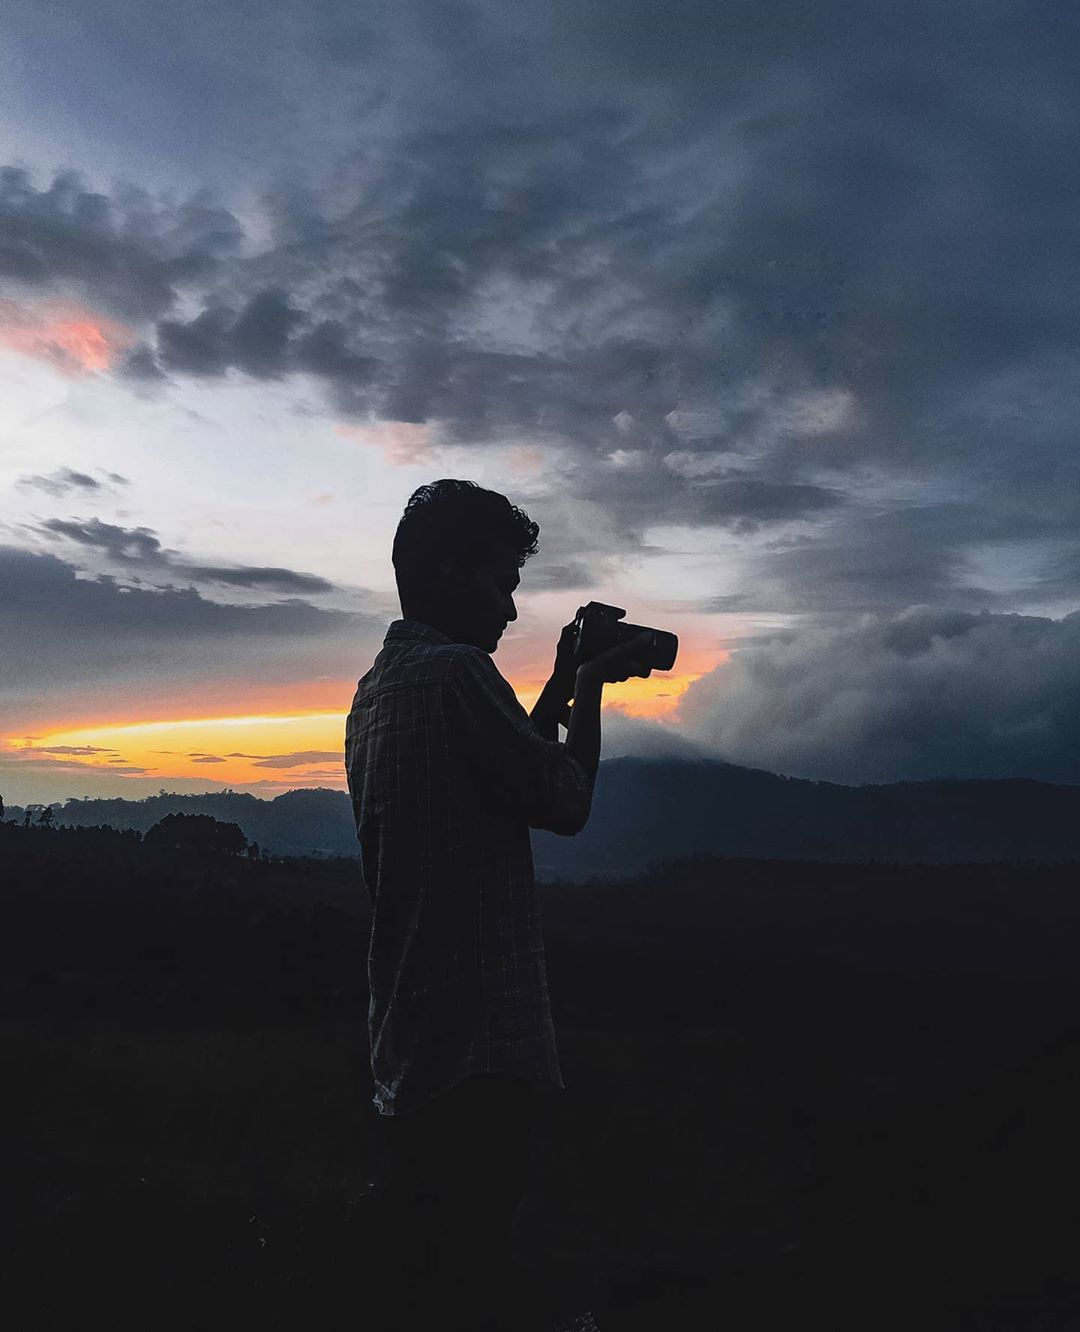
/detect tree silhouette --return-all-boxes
[144,812,247,858]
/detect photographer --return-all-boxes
[344,480,660,1331]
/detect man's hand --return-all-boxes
[529,621,580,739]
[548,620,580,701]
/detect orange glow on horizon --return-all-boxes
[4,662,714,793]
[0,297,134,376]
[590,667,708,718]
[11,677,360,738]
[4,712,352,794]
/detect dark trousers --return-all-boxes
[374,1073,543,1331]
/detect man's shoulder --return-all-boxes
[351,642,493,702]
[442,645,513,698]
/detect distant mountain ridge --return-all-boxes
[6,788,355,861]
[8,758,1080,876]
[532,758,1080,880]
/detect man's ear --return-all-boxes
[438,557,469,591]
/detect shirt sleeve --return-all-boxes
[446,647,593,836]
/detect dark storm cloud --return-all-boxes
[152,288,378,384]
[1,545,356,636]
[0,544,381,716]
[4,0,1080,606]
[694,496,1080,617]
[229,289,304,376]
[37,516,336,594]
[677,606,1080,785]
[694,480,841,528]
[0,165,243,321]
[155,306,233,375]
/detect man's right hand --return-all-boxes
[577,631,654,685]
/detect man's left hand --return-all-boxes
[548,620,580,701]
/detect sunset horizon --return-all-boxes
[4,0,1080,807]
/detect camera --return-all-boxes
[570,601,678,674]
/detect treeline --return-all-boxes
[1,787,357,859]
[9,754,1080,877]
[6,821,1080,1033]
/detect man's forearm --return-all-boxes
[564,669,603,781]
[529,678,573,742]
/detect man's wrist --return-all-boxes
[531,678,573,733]
[542,673,575,705]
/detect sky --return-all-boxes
[3,0,1080,805]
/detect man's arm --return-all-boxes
[529,620,580,741]
[563,669,603,782]
[563,631,654,781]
[529,679,573,742]
[448,648,593,836]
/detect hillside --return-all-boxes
[532,758,1080,879]
[5,823,1080,1330]
[7,757,1080,874]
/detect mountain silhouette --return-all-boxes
[9,758,1080,874]
[532,758,1080,880]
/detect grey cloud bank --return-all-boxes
[3,0,1080,785]
[36,517,337,594]
[0,545,381,715]
[677,606,1080,785]
[4,0,1078,615]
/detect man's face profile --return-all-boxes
[426,544,520,653]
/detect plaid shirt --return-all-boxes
[345,619,593,1116]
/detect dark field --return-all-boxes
[3,822,1080,1330]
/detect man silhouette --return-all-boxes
[345,480,651,1331]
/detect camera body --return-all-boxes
[571,601,679,674]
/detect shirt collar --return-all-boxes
[384,618,455,646]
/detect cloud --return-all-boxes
[16,468,104,497]
[37,517,336,594]
[223,749,340,768]
[0,752,150,777]
[0,754,234,805]
[190,754,226,763]
[676,605,1080,785]
[0,545,382,720]
[334,421,434,467]
[17,744,117,756]
[3,0,1080,617]
[146,291,381,390]
[0,295,135,374]
[0,165,242,321]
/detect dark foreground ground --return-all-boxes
[3,823,1079,1330]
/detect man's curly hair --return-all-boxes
[392,479,540,609]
